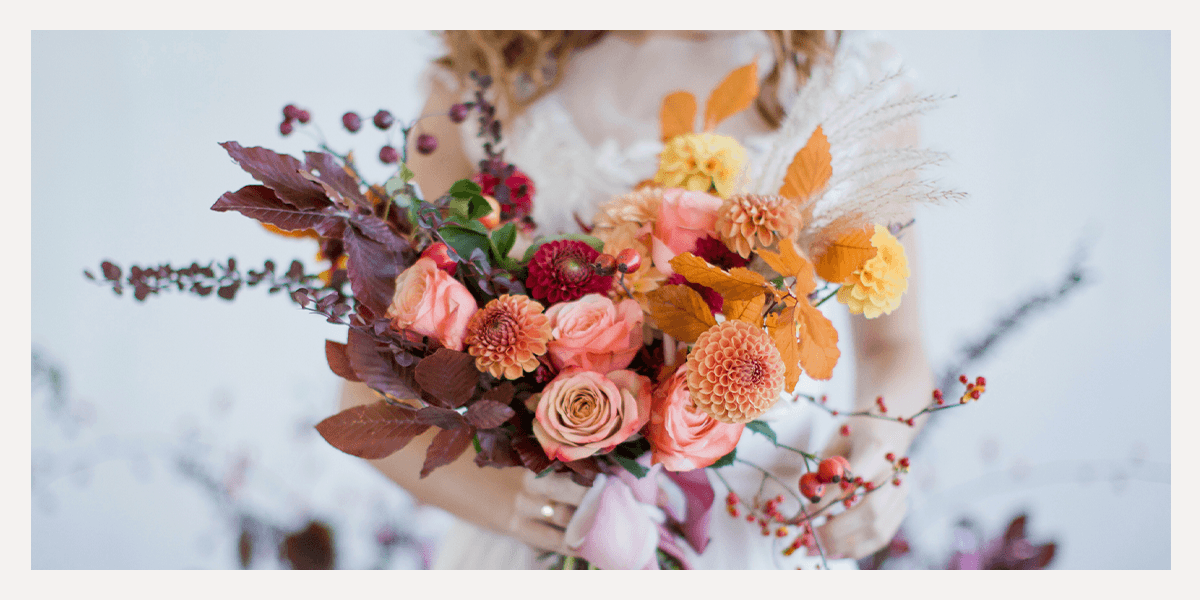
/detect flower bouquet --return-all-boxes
[91,62,984,570]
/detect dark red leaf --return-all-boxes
[474,429,522,469]
[217,281,240,300]
[344,225,405,315]
[420,426,476,478]
[562,457,601,486]
[325,340,361,382]
[220,141,330,210]
[304,151,366,207]
[350,215,404,247]
[314,400,430,459]
[1030,543,1056,569]
[513,435,553,474]
[414,348,478,408]
[482,382,515,406]
[1004,514,1028,544]
[465,400,515,429]
[237,524,253,568]
[212,185,339,232]
[101,261,121,281]
[345,329,418,400]
[415,406,468,429]
[280,520,335,570]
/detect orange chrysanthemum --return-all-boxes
[463,294,552,380]
[593,188,663,231]
[685,320,786,424]
[715,194,802,258]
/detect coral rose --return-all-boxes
[685,320,786,424]
[647,365,745,471]
[386,257,478,351]
[651,188,723,275]
[545,294,644,374]
[532,368,652,462]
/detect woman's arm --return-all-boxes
[338,74,585,554]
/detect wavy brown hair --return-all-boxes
[435,31,840,129]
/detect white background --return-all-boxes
[31,31,1170,569]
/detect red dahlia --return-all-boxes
[526,240,612,304]
[693,235,749,271]
[666,274,723,314]
[473,168,535,220]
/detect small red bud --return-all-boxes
[933,389,944,400]
[959,374,969,384]
[898,457,910,468]
[885,452,896,462]
[892,478,902,487]
[864,481,876,491]
[839,424,850,436]
[746,514,756,523]
[342,111,362,133]
[830,410,839,416]
[853,476,864,485]
[373,110,394,130]
[416,133,438,155]
[279,120,294,136]
[907,418,916,427]
[970,389,981,399]
[615,248,641,274]
[296,110,311,124]
[378,145,399,164]
[448,103,470,123]
[976,376,986,386]
[282,104,302,120]
[838,480,852,491]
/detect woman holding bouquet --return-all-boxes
[341,30,934,569]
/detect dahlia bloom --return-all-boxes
[715,194,802,258]
[654,132,747,198]
[526,240,613,304]
[685,320,786,424]
[836,224,910,319]
[463,294,551,379]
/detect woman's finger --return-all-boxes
[817,482,907,558]
[523,470,588,506]
[513,489,576,529]
[518,517,577,556]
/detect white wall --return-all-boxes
[31,31,1170,569]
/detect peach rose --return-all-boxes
[386,257,478,351]
[651,188,723,274]
[647,365,745,471]
[545,294,644,374]
[532,368,652,463]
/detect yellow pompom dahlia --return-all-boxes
[837,224,910,319]
[654,133,747,199]
[685,320,786,424]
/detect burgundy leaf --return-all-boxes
[465,400,515,429]
[416,406,468,429]
[482,382,515,406]
[474,429,522,469]
[220,141,330,210]
[325,340,361,382]
[212,185,340,232]
[100,261,121,281]
[1004,514,1028,544]
[344,225,405,315]
[350,214,404,246]
[562,457,601,487]
[345,329,418,400]
[420,426,476,478]
[513,435,553,474]
[1030,543,1057,569]
[304,151,367,207]
[280,521,335,570]
[414,348,478,408]
[314,400,430,459]
[217,281,240,300]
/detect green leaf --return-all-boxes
[439,225,489,262]
[746,420,778,446]
[711,448,737,469]
[471,434,482,454]
[448,179,482,199]
[467,195,493,220]
[385,175,407,198]
[492,223,517,258]
[535,464,557,479]
[611,454,649,479]
[449,198,470,219]
[399,162,415,183]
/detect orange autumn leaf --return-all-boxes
[647,284,718,344]
[261,222,319,240]
[661,91,697,142]
[757,238,817,296]
[704,63,759,131]
[766,306,802,391]
[795,302,840,380]
[670,253,769,302]
[814,227,876,283]
[723,293,766,325]
[779,125,832,201]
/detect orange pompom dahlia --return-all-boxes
[715,194,802,258]
[463,294,552,379]
[685,320,786,424]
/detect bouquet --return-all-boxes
[90,61,985,570]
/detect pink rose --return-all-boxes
[532,368,652,462]
[386,257,478,351]
[646,365,745,471]
[651,188,723,274]
[545,294,644,374]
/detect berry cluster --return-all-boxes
[278,101,473,166]
[592,248,641,297]
[279,104,311,136]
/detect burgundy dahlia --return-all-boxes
[473,168,535,220]
[693,235,749,271]
[526,240,612,304]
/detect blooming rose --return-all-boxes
[532,368,652,462]
[647,365,745,471]
[545,294,644,374]
[651,188,723,274]
[386,257,478,351]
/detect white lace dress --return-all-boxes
[429,30,904,570]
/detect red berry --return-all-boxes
[970,389,981,399]
[976,376,986,386]
[615,248,641,274]
[864,481,876,491]
[283,104,302,120]
[448,103,470,123]
[799,473,825,503]
[416,133,438,155]
[593,254,618,277]
[726,492,739,505]
[933,389,944,400]
[838,480,852,491]
[279,120,294,136]
[898,457,910,468]
[885,452,896,462]
[776,528,788,538]
[817,458,845,484]
[853,476,864,485]
[378,145,399,164]
[421,242,458,276]
[959,374,969,384]
[746,514,756,523]
[296,110,311,124]
[839,424,850,436]
[907,418,916,427]
[373,110,394,130]
[892,478,902,487]
[830,456,851,472]
[830,410,839,416]
[342,111,362,133]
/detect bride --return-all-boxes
[340,30,934,569]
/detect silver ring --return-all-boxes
[540,503,555,519]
